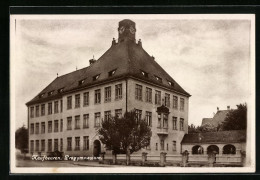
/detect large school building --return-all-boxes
[26,19,191,157]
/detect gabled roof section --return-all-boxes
[181,130,246,144]
[26,24,191,106]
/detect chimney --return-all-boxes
[227,106,230,110]
[151,56,155,61]
[89,59,96,65]
[217,107,219,111]
[138,39,142,47]
[112,38,116,46]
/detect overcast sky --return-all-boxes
[12,15,252,129]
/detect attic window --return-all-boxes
[93,74,100,81]
[39,93,45,98]
[78,79,85,86]
[154,75,162,83]
[108,69,116,77]
[58,88,64,93]
[48,91,54,96]
[140,70,148,78]
[168,81,174,87]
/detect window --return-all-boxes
[41,104,45,116]
[94,112,101,127]
[30,140,34,153]
[155,75,162,83]
[165,93,170,107]
[95,89,101,104]
[67,96,72,109]
[60,100,63,112]
[67,137,72,151]
[115,109,122,118]
[83,92,89,106]
[180,98,185,111]
[135,109,142,121]
[48,139,52,152]
[30,123,34,134]
[60,138,63,152]
[30,107,34,118]
[36,105,39,117]
[173,141,176,151]
[75,137,80,151]
[145,111,152,126]
[115,84,122,100]
[155,90,161,105]
[78,79,85,86]
[141,70,148,77]
[35,123,39,134]
[168,81,174,87]
[48,91,54,96]
[75,115,80,129]
[54,120,59,132]
[145,87,152,103]
[54,139,58,151]
[172,117,177,130]
[60,119,63,132]
[48,121,52,133]
[48,102,52,115]
[105,86,111,102]
[41,140,45,151]
[83,114,89,128]
[156,143,158,151]
[67,117,72,130]
[75,94,80,108]
[173,96,178,109]
[93,74,100,81]
[108,69,116,77]
[41,122,45,134]
[104,111,111,121]
[158,113,168,128]
[54,101,59,113]
[180,118,184,131]
[167,143,169,151]
[83,136,89,150]
[160,140,165,150]
[58,88,64,93]
[35,140,39,152]
[135,84,142,101]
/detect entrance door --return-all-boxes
[93,140,101,157]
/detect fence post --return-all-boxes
[160,152,167,167]
[100,152,105,164]
[112,151,117,164]
[182,150,189,167]
[142,152,148,166]
[241,150,246,167]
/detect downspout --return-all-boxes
[125,78,128,112]
[27,106,29,153]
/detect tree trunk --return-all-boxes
[112,151,117,164]
[126,147,130,166]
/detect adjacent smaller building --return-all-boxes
[181,130,246,156]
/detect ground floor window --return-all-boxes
[160,140,164,150]
[67,137,72,151]
[41,140,45,151]
[48,139,52,152]
[60,138,63,152]
[30,140,34,153]
[75,137,80,151]
[54,139,58,151]
[83,136,89,150]
[172,141,176,151]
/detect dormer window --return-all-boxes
[93,74,100,81]
[154,75,162,83]
[58,88,64,93]
[48,91,54,96]
[140,70,148,78]
[78,79,85,86]
[108,69,116,77]
[168,81,174,87]
[39,93,45,98]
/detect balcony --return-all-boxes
[157,127,168,136]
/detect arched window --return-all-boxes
[192,145,204,154]
[223,144,236,154]
[207,145,219,154]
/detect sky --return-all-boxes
[12,15,252,129]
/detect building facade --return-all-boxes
[26,19,191,157]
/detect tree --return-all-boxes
[221,103,247,131]
[98,110,152,165]
[15,125,28,155]
[188,124,198,133]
